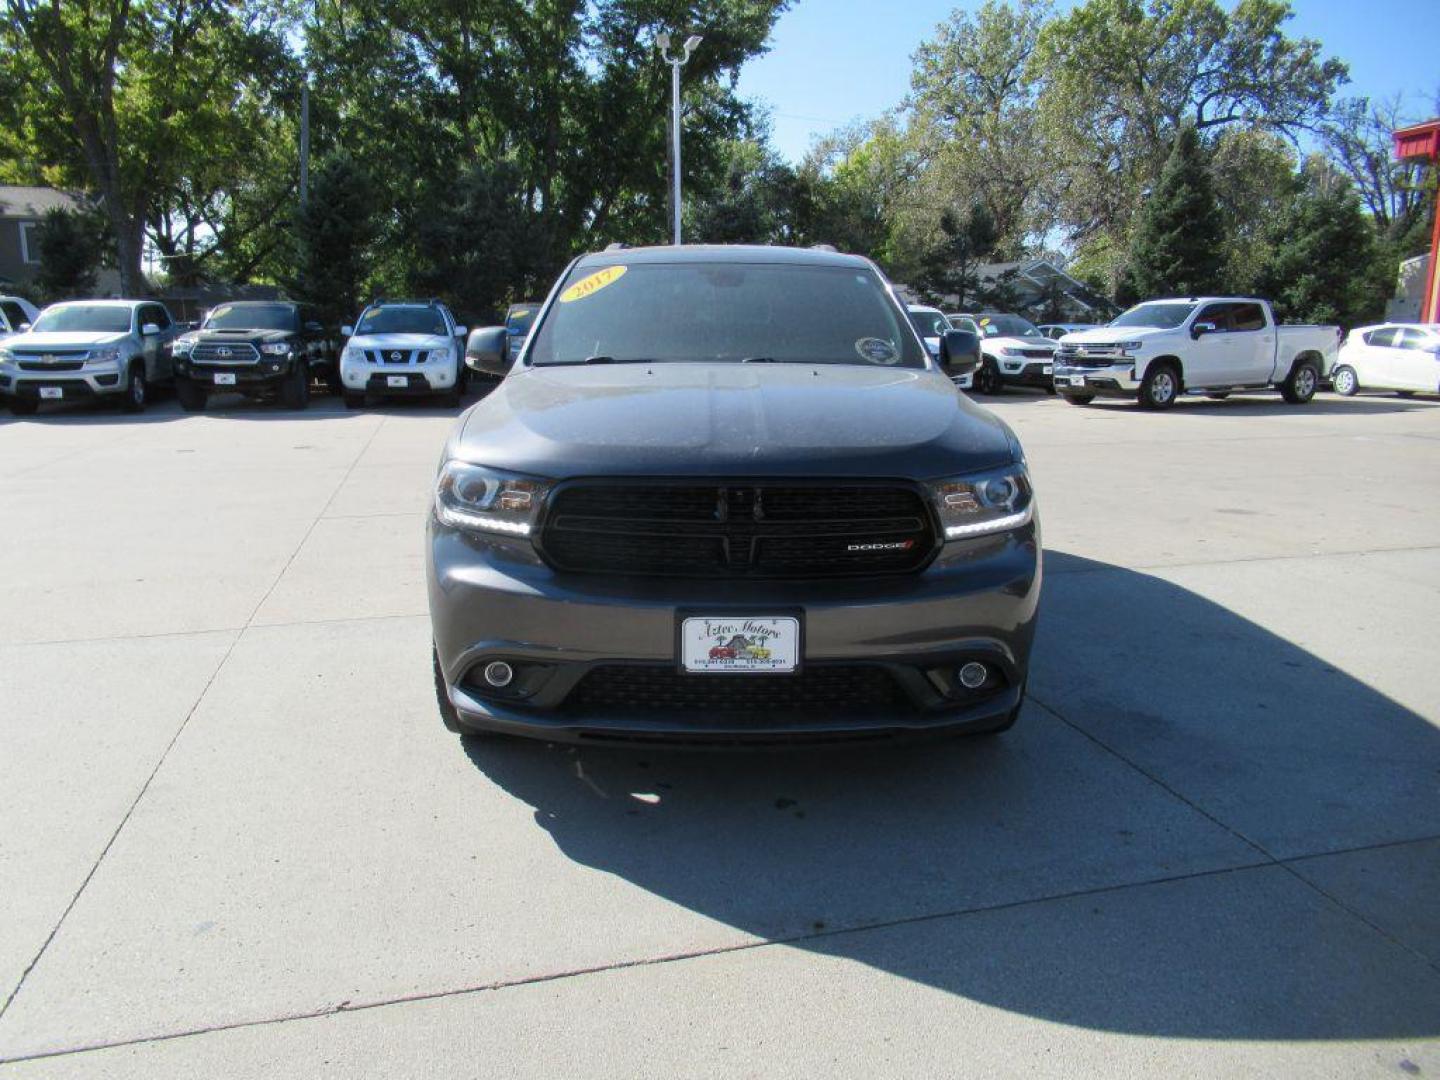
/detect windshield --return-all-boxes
[908,310,950,337]
[529,262,927,368]
[30,304,133,334]
[355,306,447,336]
[506,306,538,333]
[204,304,297,332]
[975,315,1040,338]
[1111,302,1197,330]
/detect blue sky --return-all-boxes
[735,0,1440,163]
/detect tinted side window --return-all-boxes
[1230,303,1265,332]
[148,304,172,329]
[1,302,27,329]
[1364,328,1396,347]
[1397,328,1435,351]
[1196,303,1234,331]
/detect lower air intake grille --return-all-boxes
[565,664,911,713]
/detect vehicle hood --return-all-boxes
[348,333,453,351]
[189,328,296,346]
[8,331,130,349]
[982,335,1056,351]
[1060,326,1171,345]
[454,363,1018,479]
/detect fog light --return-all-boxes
[958,662,989,689]
[483,661,514,688]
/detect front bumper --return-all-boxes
[340,358,458,395]
[1053,362,1139,398]
[0,367,124,399]
[176,359,294,393]
[427,517,1041,743]
[996,358,1056,387]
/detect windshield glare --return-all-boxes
[908,311,950,337]
[529,263,926,368]
[1111,302,1197,330]
[356,306,447,336]
[31,304,133,334]
[976,315,1040,338]
[204,304,297,332]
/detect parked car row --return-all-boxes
[0,295,500,414]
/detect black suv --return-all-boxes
[428,245,1039,744]
[171,301,337,411]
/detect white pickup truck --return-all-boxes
[1053,298,1339,410]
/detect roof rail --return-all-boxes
[810,243,838,252]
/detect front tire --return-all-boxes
[176,379,207,413]
[121,362,147,413]
[974,358,1003,395]
[343,391,365,410]
[279,364,309,410]
[1331,365,1358,396]
[1138,363,1179,410]
[1280,360,1318,405]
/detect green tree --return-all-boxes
[289,155,381,327]
[2,0,295,295]
[1036,0,1346,256]
[1123,125,1225,300]
[32,205,108,300]
[916,204,998,307]
[1255,163,1389,328]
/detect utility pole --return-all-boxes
[299,80,311,210]
[657,32,702,246]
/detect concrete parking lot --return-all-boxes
[1,388,1439,1077]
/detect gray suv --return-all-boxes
[427,245,1040,744]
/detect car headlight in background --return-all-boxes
[87,346,121,364]
[999,346,1023,356]
[0,348,15,366]
[342,346,364,363]
[426,348,453,363]
[435,462,550,536]
[171,337,196,355]
[928,466,1034,539]
[1115,341,1143,353]
[260,343,291,356]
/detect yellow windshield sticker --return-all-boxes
[979,317,991,326]
[559,265,627,303]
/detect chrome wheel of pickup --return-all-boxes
[1139,365,1178,410]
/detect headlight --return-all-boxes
[1116,341,1143,352]
[928,465,1034,540]
[434,462,550,536]
[342,346,364,363]
[999,346,1023,356]
[171,337,196,355]
[260,343,291,356]
[88,347,121,363]
[427,348,454,363]
[0,348,15,365]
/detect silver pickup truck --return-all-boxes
[0,299,180,414]
[1054,297,1339,410]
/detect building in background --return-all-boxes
[0,185,121,296]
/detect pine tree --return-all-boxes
[917,204,998,307]
[1123,124,1225,299]
[289,154,381,327]
[1256,164,1390,328]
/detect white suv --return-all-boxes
[338,299,469,408]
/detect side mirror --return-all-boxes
[340,325,353,337]
[1191,321,1217,339]
[141,322,160,336]
[304,321,324,333]
[18,322,30,332]
[939,329,980,377]
[465,327,510,376]
[453,325,468,337]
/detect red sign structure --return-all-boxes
[1393,120,1440,322]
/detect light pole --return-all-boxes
[657,31,702,246]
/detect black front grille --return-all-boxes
[541,481,935,579]
[1018,348,1054,359]
[368,349,416,364]
[565,664,911,714]
[192,342,259,363]
[19,361,83,371]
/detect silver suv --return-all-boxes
[0,299,178,414]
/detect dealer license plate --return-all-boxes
[1066,375,1086,387]
[387,375,408,388]
[213,372,236,386]
[39,386,63,399]
[681,616,800,674]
